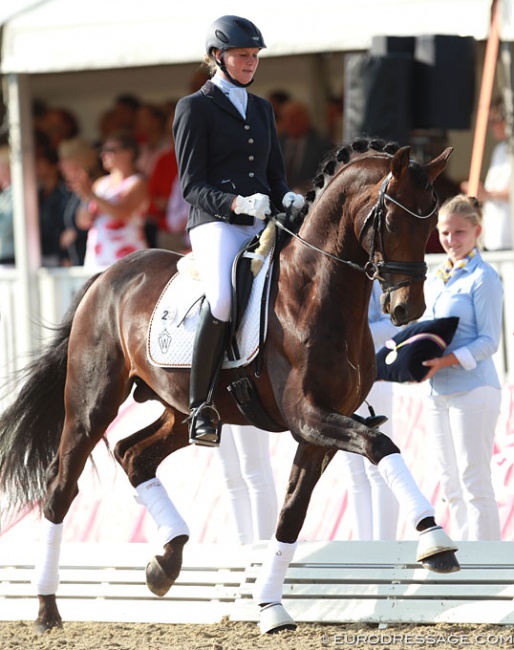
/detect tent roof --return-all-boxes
[1,0,494,75]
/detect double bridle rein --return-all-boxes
[273,171,439,296]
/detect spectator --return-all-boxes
[267,89,292,135]
[40,107,81,150]
[147,109,190,254]
[113,93,141,134]
[279,99,334,193]
[35,144,72,266]
[421,194,503,541]
[0,144,15,265]
[71,129,149,268]
[135,103,170,178]
[58,137,101,265]
[461,96,512,250]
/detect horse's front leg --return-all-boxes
[291,402,459,571]
[114,407,190,597]
[254,443,336,634]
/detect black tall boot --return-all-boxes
[189,300,229,447]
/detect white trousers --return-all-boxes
[189,220,264,322]
[217,424,278,544]
[339,381,399,540]
[424,385,501,541]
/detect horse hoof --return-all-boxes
[33,618,63,634]
[146,556,175,596]
[422,550,460,574]
[259,603,297,634]
[416,525,458,560]
[416,525,460,573]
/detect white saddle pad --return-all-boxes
[147,248,273,369]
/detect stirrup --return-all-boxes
[188,404,222,447]
[351,413,388,429]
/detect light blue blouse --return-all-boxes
[368,280,399,352]
[422,252,503,394]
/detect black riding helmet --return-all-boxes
[205,15,266,88]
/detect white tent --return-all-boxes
[1,0,493,73]
[0,0,499,359]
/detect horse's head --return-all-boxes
[359,145,453,325]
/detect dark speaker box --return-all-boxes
[344,53,413,145]
[371,35,416,57]
[413,34,476,130]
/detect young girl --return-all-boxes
[422,194,503,540]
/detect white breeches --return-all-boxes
[424,385,501,541]
[217,424,278,544]
[340,381,399,540]
[189,220,264,322]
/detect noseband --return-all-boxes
[272,170,438,296]
[358,172,439,295]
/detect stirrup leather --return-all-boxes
[188,403,222,447]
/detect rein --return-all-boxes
[272,171,438,296]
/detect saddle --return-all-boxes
[225,225,286,433]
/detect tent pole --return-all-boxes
[6,72,41,364]
[467,0,501,197]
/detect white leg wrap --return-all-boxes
[135,478,190,546]
[32,518,63,595]
[377,453,434,530]
[252,537,297,605]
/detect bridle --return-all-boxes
[358,172,439,295]
[272,170,439,296]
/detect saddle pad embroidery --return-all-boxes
[147,247,273,368]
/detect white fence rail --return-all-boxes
[0,252,513,391]
[2,541,514,625]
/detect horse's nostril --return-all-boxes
[392,304,408,326]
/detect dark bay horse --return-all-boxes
[0,139,458,634]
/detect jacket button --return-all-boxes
[244,125,250,130]
[248,172,255,178]
[249,155,254,161]
[248,138,254,144]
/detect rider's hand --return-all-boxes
[234,193,271,220]
[282,191,305,210]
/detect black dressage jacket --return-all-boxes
[173,80,290,230]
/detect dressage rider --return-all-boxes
[173,15,304,446]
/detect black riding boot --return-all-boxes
[189,301,229,447]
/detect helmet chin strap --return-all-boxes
[216,53,254,88]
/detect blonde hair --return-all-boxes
[203,54,218,77]
[0,145,10,166]
[57,137,98,174]
[437,194,483,247]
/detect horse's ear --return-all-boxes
[390,146,411,179]
[425,147,454,183]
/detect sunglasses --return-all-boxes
[101,145,125,154]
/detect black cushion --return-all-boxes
[376,317,459,383]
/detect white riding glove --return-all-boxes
[282,191,305,210]
[234,193,271,220]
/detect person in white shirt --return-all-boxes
[461,96,512,250]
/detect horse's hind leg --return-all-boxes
[34,360,131,631]
[114,406,190,597]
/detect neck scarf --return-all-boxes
[436,247,478,284]
[212,72,247,118]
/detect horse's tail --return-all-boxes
[0,272,102,521]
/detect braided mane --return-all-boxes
[299,138,401,221]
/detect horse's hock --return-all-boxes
[2,541,514,626]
